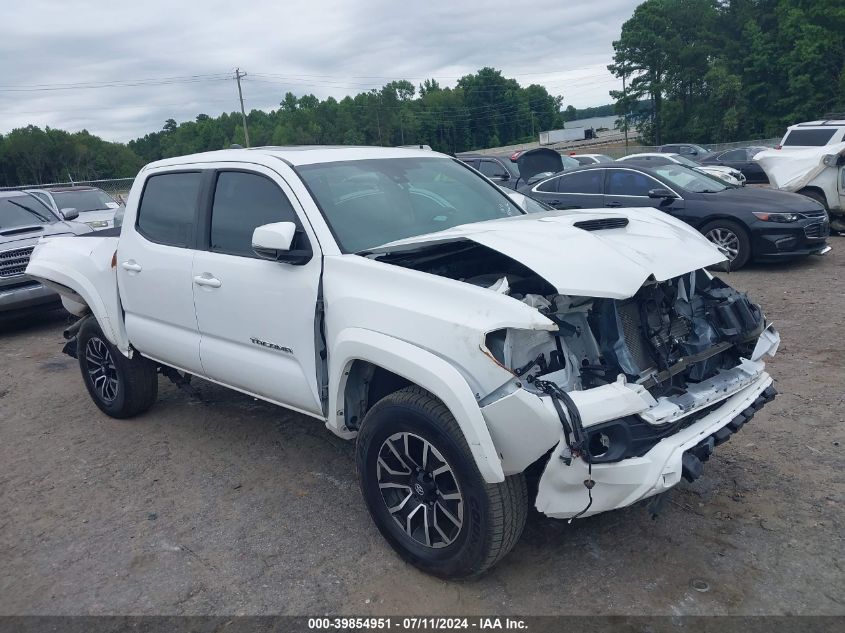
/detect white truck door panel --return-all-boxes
[191,167,323,415]
[117,171,204,373]
[192,251,322,413]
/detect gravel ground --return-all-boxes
[1,250,843,616]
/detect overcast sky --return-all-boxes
[0,0,638,143]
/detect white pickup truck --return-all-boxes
[26,146,779,577]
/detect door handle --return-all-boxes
[605,201,623,207]
[121,260,142,272]
[547,200,561,205]
[193,274,222,288]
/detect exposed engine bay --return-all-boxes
[485,269,765,399]
[378,241,773,469]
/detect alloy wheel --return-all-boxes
[85,337,119,402]
[705,227,740,261]
[376,432,464,549]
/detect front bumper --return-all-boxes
[0,280,59,313]
[751,217,830,260]
[534,371,775,518]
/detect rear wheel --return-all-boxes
[356,386,527,577]
[77,318,158,418]
[701,219,751,269]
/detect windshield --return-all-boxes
[52,189,116,212]
[296,157,524,252]
[0,196,54,229]
[652,164,729,193]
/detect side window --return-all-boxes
[210,171,301,257]
[678,146,693,155]
[719,149,745,161]
[556,170,604,194]
[462,159,480,170]
[137,172,203,247]
[479,160,506,178]
[606,170,661,196]
[536,176,560,193]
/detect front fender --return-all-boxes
[26,236,129,355]
[329,327,505,483]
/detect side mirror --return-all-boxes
[252,221,312,265]
[648,188,678,200]
[60,207,79,221]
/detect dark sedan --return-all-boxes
[699,146,770,184]
[520,163,830,268]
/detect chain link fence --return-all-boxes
[468,136,781,158]
[0,177,136,202]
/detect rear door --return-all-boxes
[530,170,605,209]
[603,168,683,213]
[191,164,324,415]
[117,170,205,374]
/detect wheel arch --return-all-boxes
[329,327,505,483]
[25,236,130,355]
[796,186,830,210]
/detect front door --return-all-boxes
[117,170,205,374]
[191,166,324,416]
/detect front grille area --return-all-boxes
[804,221,829,238]
[800,209,827,219]
[0,246,35,278]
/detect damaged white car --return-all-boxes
[25,147,779,577]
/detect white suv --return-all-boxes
[26,146,780,577]
[778,118,845,149]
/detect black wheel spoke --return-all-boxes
[376,431,463,549]
[85,337,119,403]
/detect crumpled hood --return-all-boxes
[755,142,845,191]
[371,207,726,299]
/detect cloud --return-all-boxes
[0,0,638,142]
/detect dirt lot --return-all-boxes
[1,250,843,616]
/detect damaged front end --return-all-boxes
[482,270,779,519]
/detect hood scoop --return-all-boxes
[0,225,45,237]
[573,217,629,231]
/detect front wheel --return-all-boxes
[701,218,751,269]
[77,318,158,418]
[356,386,527,578]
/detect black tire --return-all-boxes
[700,218,752,269]
[797,188,828,210]
[77,317,158,418]
[356,385,527,578]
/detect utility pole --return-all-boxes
[530,111,536,139]
[234,68,250,147]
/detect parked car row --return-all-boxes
[458,140,834,269]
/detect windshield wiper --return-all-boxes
[7,199,53,222]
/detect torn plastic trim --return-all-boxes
[535,371,774,519]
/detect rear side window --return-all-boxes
[536,177,560,193]
[607,170,660,196]
[478,160,507,178]
[210,171,301,257]
[782,129,836,146]
[556,170,604,194]
[137,172,203,247]
[719,149,746,161]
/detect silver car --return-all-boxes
[1,191,92,316]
